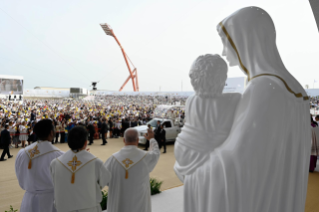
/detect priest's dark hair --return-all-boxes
[68,126,88,150]
[33,119,55,140]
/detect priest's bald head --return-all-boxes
[124,128,139,146]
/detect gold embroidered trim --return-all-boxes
[57,157,97,174]
[113,152,147,170]
[28,145,40,158]
[25,145,59,169]
[219,22,309,101]
[219,22,250,80]
[25,149,59,160]
[251,73,309,100]
[122,158,133,168]
[24,145,59,164]
[67,155,82,172]
[57,157,97,184]
[113,153,147,179]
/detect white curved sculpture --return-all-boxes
[174,7,311,212]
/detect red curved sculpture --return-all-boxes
[100,23,139,92]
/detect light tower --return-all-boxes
[100,23,139,91]
[91,82,98,90]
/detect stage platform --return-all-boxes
[103,185,184,212]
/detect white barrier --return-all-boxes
[92,91,195,97]
[23,76,247,98]
[23,89,69,97]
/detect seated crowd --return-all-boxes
[0,95,185,150]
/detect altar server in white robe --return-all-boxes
[104,128,160,212]
[50,126,111,212]
[15,119,63,212]
[175,7,311,212]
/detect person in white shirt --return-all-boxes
[19,121,28,148]
[50,126,111,212]
[104,128,160,212]
[15,119,63,212]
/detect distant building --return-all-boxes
[223,76,247,94]
[23,86,88,99]
[34,86,69,91]
[305,89,319,97]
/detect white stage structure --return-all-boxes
[23,89,70,98]
[21,77,247,98]
[305,88,319,97]
[93,77,247,97]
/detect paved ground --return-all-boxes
[0,137,182,212]
[1,138,319,212]
[305,160,319,212]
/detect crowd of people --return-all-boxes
[0,95,187,211]
[310,97,319,173]
[310,111,319,173]
[0,95,185,149]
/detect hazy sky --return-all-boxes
[0,0,318,92]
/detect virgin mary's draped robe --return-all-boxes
[174,7,311,212]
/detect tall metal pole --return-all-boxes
[110,31,136,91]
[100,23,139,91]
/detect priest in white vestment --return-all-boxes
[50,126,111,212]
[15,119,63,212]
[104,128,160,212]
[174,7,311,212]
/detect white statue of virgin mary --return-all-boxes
[174,7,311,212]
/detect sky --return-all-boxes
[0,0,318,92]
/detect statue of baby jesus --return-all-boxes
[174,54,241,181]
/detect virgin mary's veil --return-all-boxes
[217,6,307,99]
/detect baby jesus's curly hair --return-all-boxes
[189,54,228,97]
